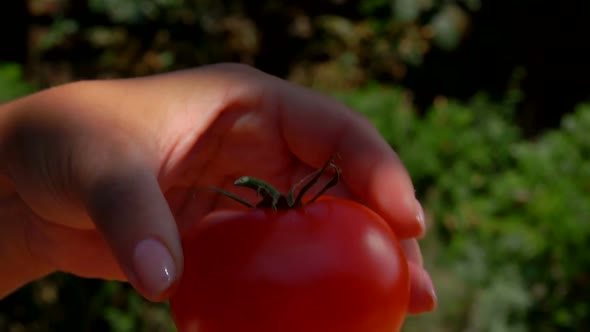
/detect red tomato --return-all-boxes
[170,196,410,332]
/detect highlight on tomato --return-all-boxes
[169,156,410,332]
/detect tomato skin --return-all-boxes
[170,197,409,332]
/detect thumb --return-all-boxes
[83,165,183,302]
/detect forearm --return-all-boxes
[0,99,54,299]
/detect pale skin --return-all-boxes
[0,63,436,314]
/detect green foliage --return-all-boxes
[339,87,590,331]
[0,63,35,102]
[27,0,478,89]
[0,273,175,332]
[38,19,79,51]
[88,0,185,23]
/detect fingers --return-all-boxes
[401,239,437,313]
[82,165,183,302]
[278,84,424,239]
[132,64,419,238]
[179,64,423,237]
[401,239,424,267]
[407,262,437,314]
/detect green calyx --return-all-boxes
[210,155,341,211]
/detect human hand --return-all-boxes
[0,63,435,313]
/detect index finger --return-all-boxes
[277,83,423,239]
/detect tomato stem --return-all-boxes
[304,163,340,205]
[208,187,256,208]
[210,154,341,210]
[292,156,340,207]
[234,176,282,210]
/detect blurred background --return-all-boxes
[1,0,589,331]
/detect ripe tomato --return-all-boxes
[169,157,410,332]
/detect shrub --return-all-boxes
[339,86,590,331]
[0,63,35,102]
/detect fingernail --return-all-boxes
[423,270,438,310]
[133,238,177,298]
[415,199,426,230]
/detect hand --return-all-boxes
[0,63,436,312]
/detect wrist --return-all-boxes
[0,98,54,299]
[0,198,54,299]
